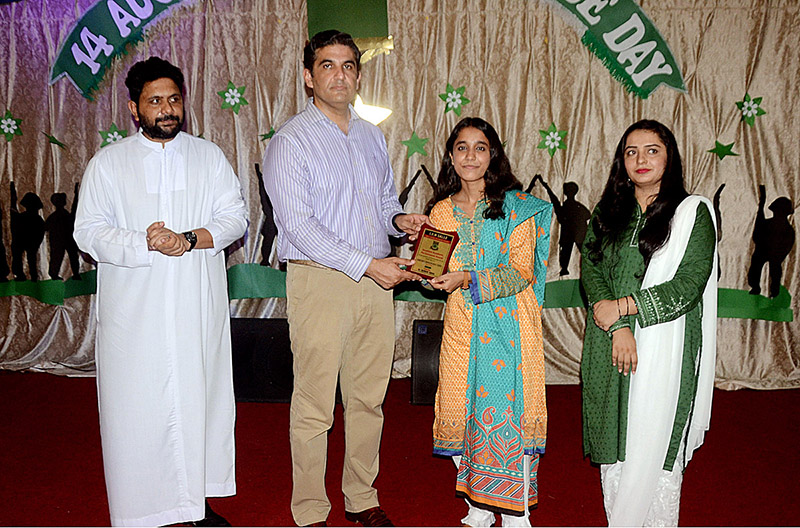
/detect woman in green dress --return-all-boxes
[580,120,718,526]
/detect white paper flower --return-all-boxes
[446,91,463,109]
[107,131,123,143]
[741,100,759,117]
[225,88,241,106]
[545,131,561,149]
[1,117,17,134]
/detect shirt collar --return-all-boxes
[136,129,183,150]
[304,98,361,127]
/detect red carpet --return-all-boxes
[0,370,798,526]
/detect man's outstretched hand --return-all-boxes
[365,257,422,289]
[394,214,428,241]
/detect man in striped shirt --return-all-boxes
[262,30,427,527]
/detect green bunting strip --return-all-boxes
[227,263,286,300]
[0,266,791,322]
[0,270,96,305]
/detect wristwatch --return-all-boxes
[182,231,198,251]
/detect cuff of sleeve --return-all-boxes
[389,213,405,237]
[343,250,373,282]
[468,271,481,304]
[204,224,225,256]
[138,232,155,266]
[607,317,631,338]
[630,290,654,327]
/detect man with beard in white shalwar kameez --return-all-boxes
[74,57,248,527]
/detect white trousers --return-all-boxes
[601,461,683,527]
[453,455,532,527]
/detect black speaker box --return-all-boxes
[411,319,443,405]
[231,318,294,403]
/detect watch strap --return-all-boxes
[183,231,198,251]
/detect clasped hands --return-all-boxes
[146,221,190,256]
[593,297,638,376]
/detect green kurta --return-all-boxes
[580,200,715,470]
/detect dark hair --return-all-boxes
[425,117,522,220]
[125,57,185,105]
[303,30,361,72]
[586,119,688,267]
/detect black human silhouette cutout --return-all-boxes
[388,169,422,257]
[531,175,590,276]
[255,163,278,266]
[747,185,795,298]
[45,183,82,281]
[713,183,725,243]
[0,199,10,282]
[388,165,437,257]
[713,183,725,279]
[10,182,46,282]
[420,164,436,193]
[398,168,422,207]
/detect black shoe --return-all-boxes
[344,507,394,527]
[188,500,231,527]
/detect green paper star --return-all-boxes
[1,110,23,142]
[708,140,738,160]
[42,132,66,149]
[99,123,128,147]
[401,131,429,158]
[537,123,567,157]
[735,93,766,127]
[438,84,470,116]
[218,81,249,114]
[260,127,276,141]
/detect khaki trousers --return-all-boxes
[286,263,395,526]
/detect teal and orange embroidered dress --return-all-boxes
[431,191,552,515]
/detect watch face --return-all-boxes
[183,231,197,248]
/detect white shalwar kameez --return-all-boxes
[74,131,248,527]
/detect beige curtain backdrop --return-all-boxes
[0,0,797,389]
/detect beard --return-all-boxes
[138,111,184,140]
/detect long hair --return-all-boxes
[424,117,521,219]
[585,119,688,267]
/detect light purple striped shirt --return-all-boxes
[262,100,404,281]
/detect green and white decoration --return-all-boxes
[537,122,567,157]
[99,123,128,147]
[49,0,192,98]
[736,93,766,127]
[439,84,470,116]
[218,82,249,114]
[546,0,685,98]
[259,127,276,141]
[401,131,429,158]
[1,110,22,142]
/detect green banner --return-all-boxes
[0,267,791,322]
[0,270,96,305]
[547,0,686,98]
[307,0,388,38]
[50,0,191,99]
